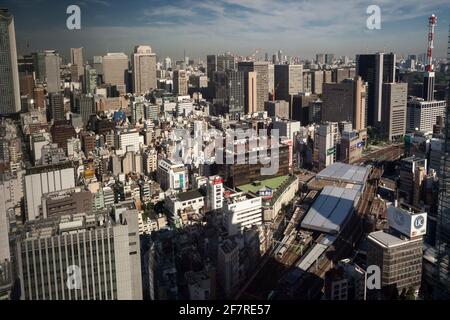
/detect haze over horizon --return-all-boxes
[2,0,450,61]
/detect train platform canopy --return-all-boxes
[301,186,359,234]
[316,162,370,186]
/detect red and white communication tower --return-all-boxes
[426,14,437,72]
[423,14,437,101]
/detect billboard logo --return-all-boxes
[66,5,81,30]
[366,5,381,30]
[414,216,425,229]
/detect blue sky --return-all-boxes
[2,0,450,62]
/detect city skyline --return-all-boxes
[1,1,450,304]
[2,0,450,60]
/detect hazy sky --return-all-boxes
[2,0,450,62]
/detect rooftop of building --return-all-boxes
[176,189,205,202]
[301,185,359,234]
[316,162,370,186]
[25,161,74,175]
[236,175,290,194]
[367,230,422,248]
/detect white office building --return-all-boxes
[15,210,142,300]
[156,158,188,191]
[24,163,76,221]
[116,129,141,153]
[223,192,262,236]
[407,97,446,133]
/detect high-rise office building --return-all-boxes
[356,53,396,127]
[223,192,262,236]
[73,93,95,127]
[15,208,142,300]
[367,230,423,295]
[322,77,367,131]
[245,71,257,114]
[0,9,20,114]
[238,61,269,112]
[213,71,228,103]
[132,45,157,94]
[264,100,289,119]
[173,70,188,96]
[217,239,240,298]
[227,70,245,118]
[33,50,61,93]
[274,64,303,109]
[83,65,97,95]
[130,96,145,124]
[93,56,103,81]
[50,121,77,153]
[314,122,339,171]
[381,83,408,141]
[207,55,217,82]
[103,53,128,88]
[407,97,446,132]
[398,156,427,205]
[217,53,235,72]
[70,47,84,81]
[268,64,274,96]
[49,92,65,122]
[316,53,325,65]
[325,54,335,65]
[311,70,324,95]
[433,26,450,298]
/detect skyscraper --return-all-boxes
[356,53,396,127]
[103,52,128,88]
[49,92,65,122]
[274,64,303,109]
[227,70,245,118]
[325,54,335,65]
[33,50,61,93]
[0,9,21,114]
[381,83,408,141]
[238,61,269,112]
[316,53,325,65]
[132,45,157,95]
[322,77,367,131]
[73,93,95,127]
[70,47,84,81]
[15,208,142,300]
[93,56,103,81]
[213,71,228,103]
[207,55,217,82]
[173,70,188,96]
[434,24,450,299]
[83,65,97,95]
[217,53,235,72]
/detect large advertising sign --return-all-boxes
[387,206,427,238]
